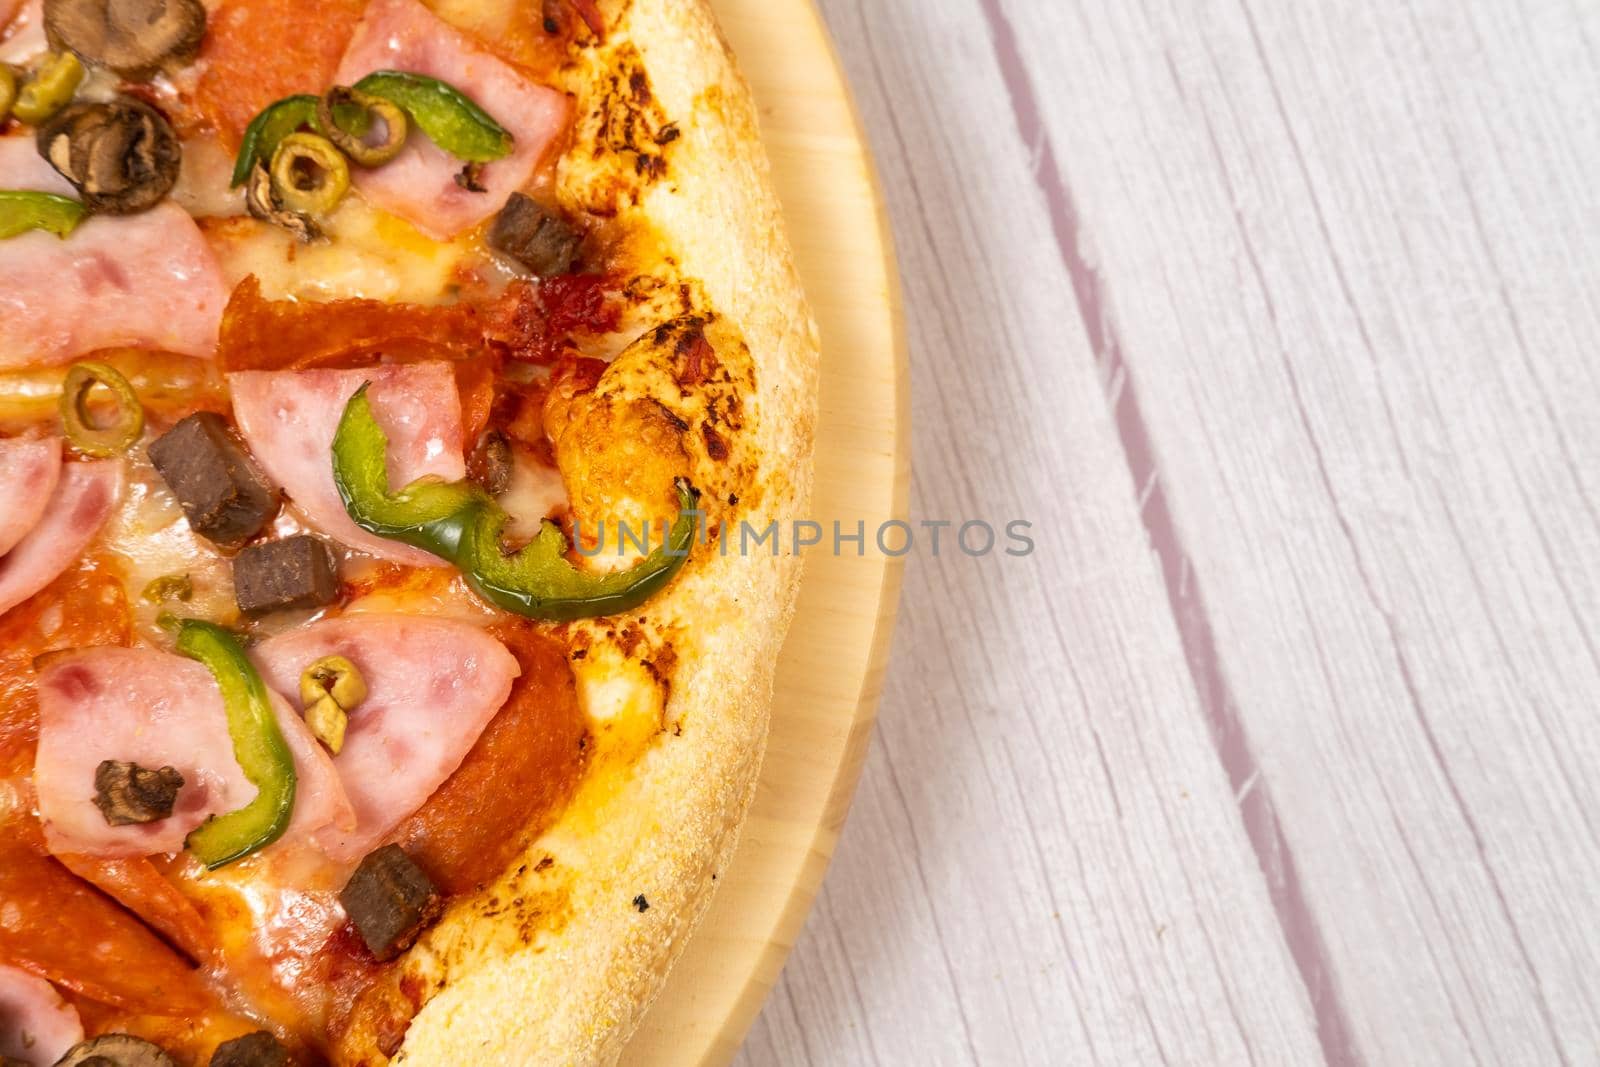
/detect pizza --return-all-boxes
[0,0,818,1061]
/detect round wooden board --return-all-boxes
[619,1,909,1064]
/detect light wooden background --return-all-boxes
[734,1,1600,1064]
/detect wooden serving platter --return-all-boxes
[619,1,908,1063]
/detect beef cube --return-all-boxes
[232,536,339,617]
[340,844,443,961]
[209,1031,289,1067]
[147,413,279,549]
[488,193,580,276]
[94,760,184,826]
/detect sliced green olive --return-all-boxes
[60,360,144,456]
[13,53,85,125]
[354,70,512,163]
[0,190,86,239]
[269,132,350,216]
[231,94,317,188]
[317,85,408,167]
[0,66,16,124]
[231,93,377,187]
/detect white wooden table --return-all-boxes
[735,1,1600,1064]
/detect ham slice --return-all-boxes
[0,437,61,557]
[228,362,467,566]
[34,647,355,857]
[0,0,45,64]
[251,614,519,862]
[0,460,120,617]
[0,136,227,368]
[0,965,82,1066]
[334,0,569,239]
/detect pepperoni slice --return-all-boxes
[194,0,364,149]
[55,856,215,965]
[216,277,486,374]
[0,831,212,1015]
[391,623,588,894]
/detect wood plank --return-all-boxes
[972,0,1600,1062]
[739,0,1329,1061]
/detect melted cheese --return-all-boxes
[205,195,475,305]
[98,442,240,643]
[572,643,665,768]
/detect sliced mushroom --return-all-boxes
[468,429,514,496]
[44,0,207,79]
[245,161,321,243]
[53,1034,178,1067]
[208,1031,290,1067]
[36,97,180,215]
[93,759,183,826]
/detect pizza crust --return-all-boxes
[381,0,819,1062]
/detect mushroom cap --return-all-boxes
[53,1034,177,1067]
[244,161,322,243]
[36,97,181,215]
[44,0,206,79]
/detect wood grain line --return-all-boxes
[1199,6,1573,1057]
[743,0,1328,1062]
[978,0,1358,1062]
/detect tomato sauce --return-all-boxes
[481,276,622,365]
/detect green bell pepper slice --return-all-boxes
[231,94,319,187]
[353,71,513,163]
[0,190,86,239]
[332,383,697,621]
[332,384,485,555]
[177,620,297,869]
[460,497,697,620]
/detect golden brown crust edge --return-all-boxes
[388,1,819,1063]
